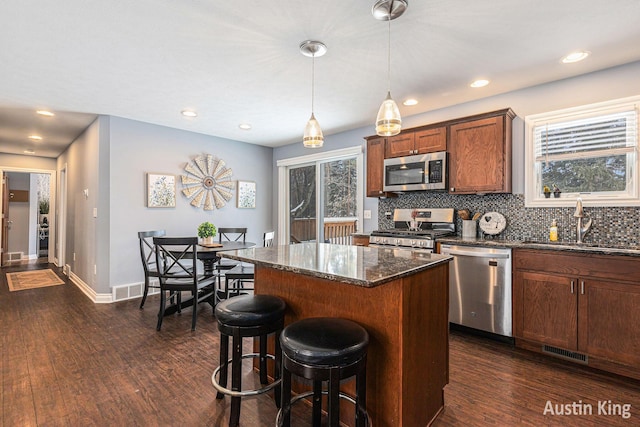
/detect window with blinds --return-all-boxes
[525,97,640,206]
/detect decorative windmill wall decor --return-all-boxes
[180,154,234,210]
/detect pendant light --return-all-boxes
[300,40,327,148]
[373,0,408,136]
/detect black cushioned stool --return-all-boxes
[212,294,286,427]
[277,317,370,427]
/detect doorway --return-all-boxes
[1,168,56,267]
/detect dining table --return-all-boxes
[196,241,256,276]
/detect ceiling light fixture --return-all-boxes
[300,40,327,148]
[470,79,490,88]
[373,0,407,137]
[181,110,198,118]
[36,110,55,117]
[28,135,42,141]
[403,98,418,106]
[238,123,252,130]
[561,51,590,63]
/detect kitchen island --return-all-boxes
[223,242,452,427]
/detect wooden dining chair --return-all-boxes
[264,231,275,247]
[153,236,216,331]
[137,230,166,309]
[215,227,247,282]
[223,231,273,299]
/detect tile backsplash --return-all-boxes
[378,193,640,246]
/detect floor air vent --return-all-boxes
[543,345,588,364]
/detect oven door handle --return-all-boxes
[442,249,510,259]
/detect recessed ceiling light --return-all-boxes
[181,110,197,118]
[24,149,35,155]
[470,79,490,88]
[562,51,590,63]
[28,135,42,141]
[403,99,418,106]
[36,110,55,117]
[238,123,252,130]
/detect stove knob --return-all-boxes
[411,240,416,246]
[396,239,401,245]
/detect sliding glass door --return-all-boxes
[279,147,363,245]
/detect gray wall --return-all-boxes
[57,117,104,291]
[273,61,640,232]
[56,115,274,295]
[108,116,274,291]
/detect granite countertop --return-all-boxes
[221,242,452,288]
[437,236,640,257]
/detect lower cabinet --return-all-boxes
[513,249,640,380]
[352,235,370,247]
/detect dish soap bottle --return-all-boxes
[550,219,558,242]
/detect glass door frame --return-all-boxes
[277,146,364,245]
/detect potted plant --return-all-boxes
[39,198,50,225]
[197,221,217,244]
[543,185,551,198]
[553,184,561,198]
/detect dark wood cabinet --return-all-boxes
[365,136,395,198]
[385,133,414,158]
[385,126,446,158]
[448,109,514,194]
[352,235,370,246]
[513,249,640,380]
[514,270,578,350]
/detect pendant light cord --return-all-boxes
[311,53,315,114]
[387,15,391,93]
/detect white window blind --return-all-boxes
[534,109,638,162]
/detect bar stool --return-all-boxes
[212,294,286,427]
[276,317,370,427]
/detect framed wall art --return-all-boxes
[147,173,176,208]
[237,180,256,209]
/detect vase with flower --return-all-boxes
[409,209,419,230]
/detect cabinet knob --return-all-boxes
[571,280,575,294]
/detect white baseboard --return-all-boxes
[68,269,112,303]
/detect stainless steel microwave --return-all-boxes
[383,151,447,192]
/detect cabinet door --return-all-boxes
[514,271,578,350]
[578,279,640,367]
[385,133,415,158]
[366,137,387,197]
[415,127,446,153]
[448,115,509,194]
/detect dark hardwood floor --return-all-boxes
[2,264,639,426]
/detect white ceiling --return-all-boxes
[1,0,640,158]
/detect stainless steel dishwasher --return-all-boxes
[440,244,512,337]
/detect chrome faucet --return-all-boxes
[574,197,592,244]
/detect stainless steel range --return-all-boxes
[369,208,455,253]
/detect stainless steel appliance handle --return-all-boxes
[442,249,510,259]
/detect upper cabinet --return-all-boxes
[385,126,446,158]
[448,109,515,194]
[366,136,395,198]
[364,108,516,197]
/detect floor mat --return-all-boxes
[6,269,65,291]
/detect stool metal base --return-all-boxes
[212,352,281,398]
[275,390,371,427]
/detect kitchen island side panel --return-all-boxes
[255,262,449,427]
